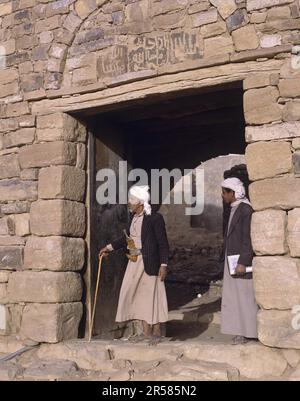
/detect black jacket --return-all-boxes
[111,212,169,276]
[224,202,254,279]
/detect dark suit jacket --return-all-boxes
[110,212,169,276]
[223,202,254,279]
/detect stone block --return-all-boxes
[260,34,282,48]
[24,236,85,272]
[19,142,77,169]
[249,177,300,211]
[38,166,86,202]
[253,256,300,310]
[30,200,85,237]
[0,154,20,179]
[258,310,300,349]
[246,122,300,143]
[287,208,300,257]
[247,0,294,12]
[36,113,86,142]
[279,78,300,98]
[0,217,14,236]
[3,128,35,148]
[283,100,300,122]
[0,246,23,270]
[14,213,30,237]
[20,302,83,343]
[204,35,234,57]
[8,271,82,303]
[246,141,292,180]
[191,8,218,27]
[244,87,282,125]
[232,25,259,51]
[251,210,287,255]
[0,179,37,202]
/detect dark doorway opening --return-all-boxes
[78,81,247,340]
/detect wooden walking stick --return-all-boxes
[89,254,105,342]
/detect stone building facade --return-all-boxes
[0,0,300,350]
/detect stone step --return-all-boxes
[36,339,288,380]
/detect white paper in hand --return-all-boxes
[227,254,253,276]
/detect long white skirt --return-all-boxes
[116,255,169,325]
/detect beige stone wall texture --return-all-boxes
[0,0,300,347]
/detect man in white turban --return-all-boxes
[99,185,169,345]
[220,177,258,345]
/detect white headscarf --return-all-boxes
[221,177,252,207]
[128,185,152,215]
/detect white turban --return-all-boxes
[221,177,252,206]
[128,185,152,215]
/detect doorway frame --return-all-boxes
[29,58,284,339]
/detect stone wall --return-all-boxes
[0,0,300,347]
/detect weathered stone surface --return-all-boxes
[0,283,8,304]
[293,152,300,175]
[138,359,239,381]
[0,179,37,202]
[243,73,271,90]
[200,20,227,37]
[0,304,6,331]
[251,210,287,255]
[210,0,237,20]
[36,113,86,142]
[0,201,29,215]
[267,5,291,20]
[246,141,292,180]
[226,8,249,32]
[38,166,86,202]
[0,271,11,283]
[30,200,86,237]
[0,247,23,270]
[279,78,300,98]
[249,177,300,211]
[247,0,294,12]
[0,217,14,236]
[0,362,23,381]
[244,87,282,125]
[75,0,97,19]
[3,128,35,149]
[232,25,259,51]
[204,35,234,57]
[182,342,287,378]
[37,342,110,371]
[258,310,300,349]
[8,271,82,303]
[20,303,83,343]
[20,168,39,181]
[246,122,300,143]
[0,236,25,246]
[22,359,79,381]
[283,102,300,122]
[287,208,300,257]
[0,3,12,17]
[253,256,300,310]
[282,349,300,368]
[19,142,77,169]
[24,236,85,272]
[191,8,218,27]
[14,213,30,237]
[76,143,86,170]
[0,154,20,179]
[260,34,282,48]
